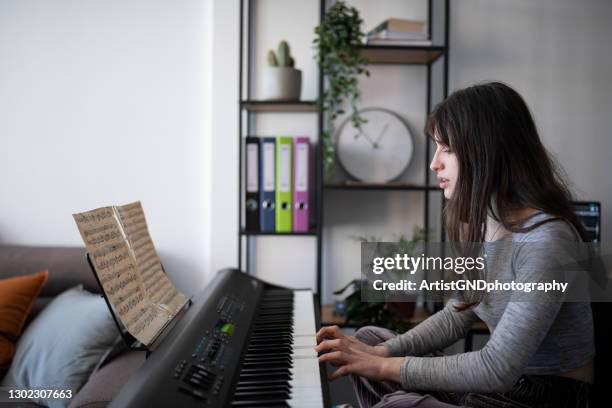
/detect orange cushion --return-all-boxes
[0,270,48,378]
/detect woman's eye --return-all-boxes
[442,148,451,153]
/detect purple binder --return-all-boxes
[293,137,310,232]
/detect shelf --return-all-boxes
[240,229,318,236]
[321,304,431,328]
[321,305,488,330]
[241,100,319,113]
[360,45,445,65]
[325,182,442,191]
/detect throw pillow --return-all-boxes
[1,286,122,408]
[0,270,48,378]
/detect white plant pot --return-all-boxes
[262,67,302,101]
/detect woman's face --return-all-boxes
[430,139,459,199]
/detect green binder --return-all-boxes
[275,136,293,232]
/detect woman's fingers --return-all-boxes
[318,350,346,365]
[315,338,344,353]
[316,325,345,343]
[329,365,351,380]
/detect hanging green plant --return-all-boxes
[314,1,369,181]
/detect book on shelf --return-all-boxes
[366,17,431,47]
[367,18,427,36]
[365,38,433,47]
[73,201,189,347]
[369,29,430,41]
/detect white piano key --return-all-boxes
[288,290,323,407]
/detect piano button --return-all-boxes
[178,386,206,400]
[195,364,213,373]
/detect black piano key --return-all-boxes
[242,361,292,369]
[242,357,292,365]
[258,307,293,312]
[239,373,291,382]
[248,336,292,342]
[248,336,292,343]
[253,319,292,324]
[248,343,292,349]
[253,324,293,330]
[249,333,293,341]
[244,352,291,357]
[236,379,290,387]
[246,350,292,357]
[252,324,293,331]
[235,384,291,392]
[255,315,292,320]
[249,338,292,345]
[233,390,290,400]
[239,368,290,375]
[231,399,289,407]
[251,329,293,335]
[257,309,293,314]
[254,320,293,326]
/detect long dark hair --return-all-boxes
[425,81,587,244]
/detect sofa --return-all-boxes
[0,245,146,407]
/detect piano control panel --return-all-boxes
[173,296,245,404]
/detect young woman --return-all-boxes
[316,82,595,407]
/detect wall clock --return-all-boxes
[335,107,414,183]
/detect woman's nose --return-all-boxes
[430,151,443,172]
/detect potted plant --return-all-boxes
[334,228,430,331]
[314,1,369,180]
[262,40,302,101]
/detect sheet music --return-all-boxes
[115,201,188,316]
[73,207,167,346]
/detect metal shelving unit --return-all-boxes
[237,0,450,305]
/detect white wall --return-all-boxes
[0,0,213,294]
[209,0,239,278]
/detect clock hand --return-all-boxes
[373,123,390,148]
[354,129,377,148]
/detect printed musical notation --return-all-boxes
[73,202,187,347]
[116,202,188,314]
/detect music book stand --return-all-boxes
[85,253,191,353]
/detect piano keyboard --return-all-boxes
[232,289,323,407]
[110,269,329,408]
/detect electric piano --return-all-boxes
[110,268,330,408]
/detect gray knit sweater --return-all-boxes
[382,213,595,392]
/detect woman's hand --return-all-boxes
[315,325,400,381]
[316,325,391,357]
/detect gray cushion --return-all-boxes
[1,287,121,408]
